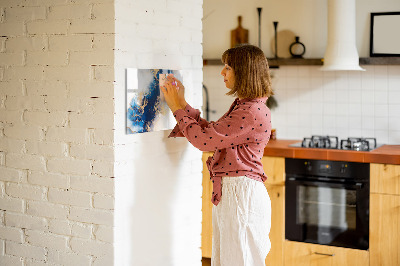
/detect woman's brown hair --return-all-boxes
[221,44,273,99]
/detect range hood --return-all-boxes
[320,0,365,71]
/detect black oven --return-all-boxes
[285,158,369,250]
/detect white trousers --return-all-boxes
[212,176,271,266]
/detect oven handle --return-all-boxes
[286,177,364,189]
[314,252,335,257]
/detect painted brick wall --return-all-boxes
[113,0,204,265]
[0,0,115,265]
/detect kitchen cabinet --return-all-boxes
[370,163,400,266]
[201,154,286,266]
[202,152,213,258]
[284,241,369,266]
[261,156,285,186]
[202,156,400,265]
[261,141,400,266]
[264,184,284,265]
[370,163,400,195]
[261,156,285,266]
[370,193,400,266]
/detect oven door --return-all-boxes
[285,177,369,250]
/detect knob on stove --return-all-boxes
[340,163,347,174]
[304,161,312,171]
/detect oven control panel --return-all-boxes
[318,162,331,173]
[286,158,369,180]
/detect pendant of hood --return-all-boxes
[320,0,365,71]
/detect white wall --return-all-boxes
[113,0,204,265]
[0,0,115,265]
[203,0,400,58]
[271,65,400,144]
[204,65,400,144]
[203,0,326,59]
[203,0,400,144]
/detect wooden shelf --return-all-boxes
[203,58,323,67]
[203,57,400,67]
[359,57,400,65]
[268,58,323,67]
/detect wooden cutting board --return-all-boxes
[231,16,249,48]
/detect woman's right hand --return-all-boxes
[168,76,187,108]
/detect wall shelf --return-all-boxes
[203,57,400,67]
[268,58,323,67]
[203,58,323,67]
[359,57,400,65]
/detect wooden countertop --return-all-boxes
[263,139,400,165]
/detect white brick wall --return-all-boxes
[47,250,92,266]
[6,241,47,261]
[0,225,24,243]
[5,213,48,231]
[94,225,113,242]
[27,200,69,219]
[0,0,115,265]
[114,0,203,265]
[1,0,204,265]
[25,229,69,251]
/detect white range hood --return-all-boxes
[320,0,365,71]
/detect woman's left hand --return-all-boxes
[160,78,184,113]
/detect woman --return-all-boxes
[161,44,273,266]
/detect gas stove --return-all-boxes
[289,135,381,151]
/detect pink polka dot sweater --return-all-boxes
[169,97,272,206]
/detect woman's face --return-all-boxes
[220,64,235,89]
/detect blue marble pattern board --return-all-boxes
[126,68,184,134]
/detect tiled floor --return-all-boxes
[202,257,211,266]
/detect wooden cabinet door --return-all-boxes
[264,184,284,266]
[370,163,400,195]
[202,152,213,258]
[284,241,369,266]
[370,193,400,266]
[262,156,285,265]
[262,156,285,186]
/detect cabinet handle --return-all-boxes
[314,252,335,257]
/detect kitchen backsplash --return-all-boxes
[203,65,400,144]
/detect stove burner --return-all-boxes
[294,136,378,151]
[301,135,339,149]
[340,137,377,151]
